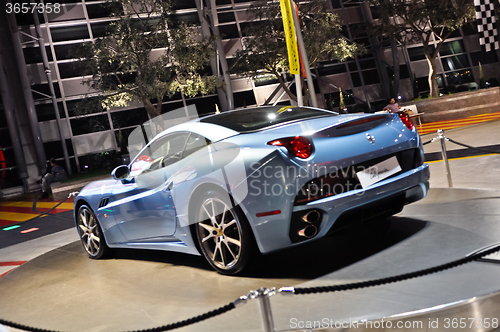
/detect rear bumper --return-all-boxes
[295,163,429,237]
[255,163,429,253]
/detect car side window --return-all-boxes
[182,133,211,159]
[130,132,189,176]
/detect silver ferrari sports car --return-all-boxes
[74,106,429,275]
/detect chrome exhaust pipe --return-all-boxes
[302,210,321,223]
[298,225,318,238]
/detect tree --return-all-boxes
[370,0,475,98]
[76,0,217,123]
[231,0,363,105]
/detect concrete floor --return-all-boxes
[1,120,500,332]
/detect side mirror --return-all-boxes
[111,165,130,180]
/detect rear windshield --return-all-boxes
[199,106,336,133]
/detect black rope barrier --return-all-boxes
[30,193,75,221]
[422,139,433,145]
[0,193,77,230]
[447,138,500,155]
[2,242,500,332]
[294,242,500,295]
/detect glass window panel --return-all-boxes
[111,108,149,128]
[172,0,196,10]
[91,21,112,38]
[160,101,184,114]
[386,65,410,80]
[43,139,74,159]
[415,74,444,92]
[193,96,218,116]
[58,62,83,79]
[351,72,362,87]
[15,12,44,26]
[86,2,122,19]
[253,74,279,87]
[0,128,12,148]
[70,114,111,135]
[31,83,62,100]
[54,43,82,60]
[317,64,346,76]
[408,46,435,61]
[218,12,235,24]
[23,46,53,64]
[441,54,470,71]
[233,90,257,108]
[218,24,240,39]
[348,58,376,71]
[362,69,381,85]
[169,13,199,27]
[182,133,210,159]
[470,51,498,66]
[66,98,105,117]
[36,102,65,121]
[51,24,89,42]
[445,69,474,86]
[439,40,465,56]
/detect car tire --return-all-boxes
[194,190,255,275]
[77,204,109,259]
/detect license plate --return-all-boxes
[356,156,402,189]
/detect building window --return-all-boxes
[23,46,53,64]
[233,90,257,108]
[111,108,149,129]
[470,51,498,66]
[31,83,62,100]
[71,114,111,135]
[439,40,466,56]
[445,69,474,86]
[408,46,435,61]
[218,24,240,39]
[35,102,65,121]
[441,54,470,72]
[51,24,90,42]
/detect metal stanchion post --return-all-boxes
[437,129,453,188]
[243,288,276,332]
[256,288,275,332]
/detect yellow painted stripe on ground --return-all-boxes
[0,202,73,209]
[0,212,44,222]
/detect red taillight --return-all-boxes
[399,112,414,130]
[267,136,312,159]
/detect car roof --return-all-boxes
[199,106,336,133]
[154,106,337,142]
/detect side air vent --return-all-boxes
[98,197,109,209]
